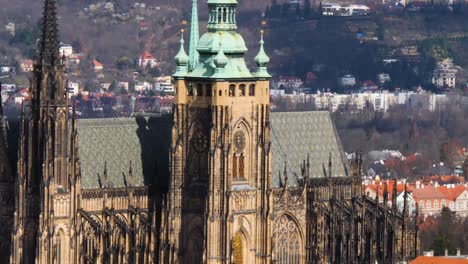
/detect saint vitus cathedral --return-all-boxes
[0,0,419,263]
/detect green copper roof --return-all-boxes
[174,0,266,80]
[254,32,271,78]
[197,31,247,54]
[174,31,189,77]
[188,0,199,71]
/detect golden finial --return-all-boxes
[260,29,264,35]
[181,29,185,33]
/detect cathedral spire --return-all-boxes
[174,30,189,77]
[39,0,61,66]
[188,0,199,71]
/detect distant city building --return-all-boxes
[322,3,370,16]
[68,82,79,96]
[134,81,153,92]
[59,43,73,57]
[378,73,391,84]
[138,51,158,68]
[276,75,303,89]
[432,58,458,88]
[19,59,34,72]
[92,59,103,71]
[338,74,356,87]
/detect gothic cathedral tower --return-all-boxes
[12,0,76,263]
[162,0,273,263]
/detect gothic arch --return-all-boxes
[55,229,67,264]
[232,229,249,264]
[273,213,304,264]
[232,119,252,182]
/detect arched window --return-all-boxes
[249,84,255,96]
[196,83,203,96]
[442,200,446,208]
[219,90,222,96]
[434,200,439,209]
[229,84,236,96]
[426,200,431,209]
[239,84,246,96]
[274,215,301,264]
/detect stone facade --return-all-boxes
[1,0,419,263]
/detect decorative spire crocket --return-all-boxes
[39,0,61,66]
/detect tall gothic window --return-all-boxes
[196,83,203,96]
[233,155,238,179]
[274,215,301,264]
[239,153,245,178]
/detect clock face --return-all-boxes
[233,131,246,153]
[192,129,208,153]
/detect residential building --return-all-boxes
[138,51,158,68]
[432,58,458,88]
[92,59,103,71]
[378,73,391,84]
[68,81,79,96]
[134,81,153,92]
[19,59,34,72]
[276,75,303,89]
[59,43,73,57]
[338,74,356,87]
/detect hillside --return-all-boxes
[0,0,468,90]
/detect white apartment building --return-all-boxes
[432,58,458,88]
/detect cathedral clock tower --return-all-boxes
[162,0,273,263]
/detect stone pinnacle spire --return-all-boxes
[39,0,61,66]
[188,0,199,71]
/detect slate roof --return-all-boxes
[77,117,170,190]
[76,112,347,189]
[270,111,349,187]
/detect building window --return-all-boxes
[442,200,446,208]
[249,84,255,96]
[426,201,431,209]
[274,215,301,264]
[219,90,222,96]
[434,200,438,209]
[206,84,212,97]
[458,202,463,209]
[229,84,236,96]
[239,84,246,96]
[196,83,203,96]
[419,202,424,209]
[450,202,455,209]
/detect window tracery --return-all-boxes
[274,215,301,264]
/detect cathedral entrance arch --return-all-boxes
[273,214,302,264]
